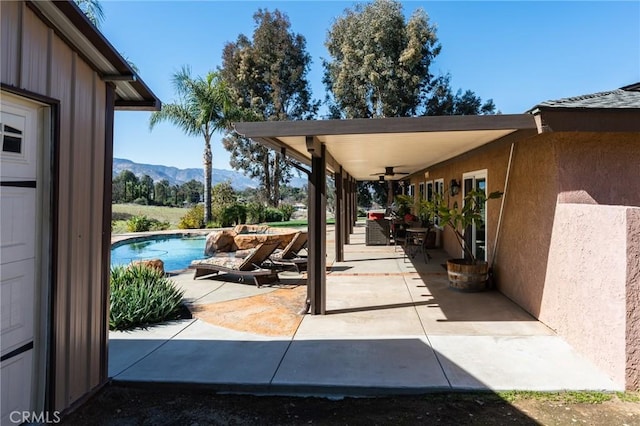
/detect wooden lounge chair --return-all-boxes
[268,231,308,273]
[189,240,281,287]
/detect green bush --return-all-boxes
[279,203,295,221]
[126,215,153,232]
[149,220,170,231]
[213,202,247,227]
[264,207,283,222]
[133,197,148,205]
[109,265,185,331]
[246,202,265,224]
[178,204,204,229]
[126,215,169,232]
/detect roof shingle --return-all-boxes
[532,84,640,110]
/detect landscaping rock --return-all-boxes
[130,259,165,274]
[204,230,237,255]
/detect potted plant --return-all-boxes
[393,194,415,222]
[422,188,502,291]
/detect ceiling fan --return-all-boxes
[370,166,410,180]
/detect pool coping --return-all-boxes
[110,229,220,249]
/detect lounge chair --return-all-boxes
[189,240,281,287]
[269,231,308,273]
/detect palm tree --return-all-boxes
[150,67,238,224]
[74,0,105,27]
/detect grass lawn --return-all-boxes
[111,204,190,233]
[111,204,335,234]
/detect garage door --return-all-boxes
[1,96,39,424]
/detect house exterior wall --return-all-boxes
[406,132,528,264]
[435,131,639,389]
[2,2,110,412]
[498,132,640,388]
[409,130,640,388]
[540,203,628,385]
[627,208,640,390]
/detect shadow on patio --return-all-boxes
[107,222,622,395]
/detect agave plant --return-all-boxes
[109,265,185,330]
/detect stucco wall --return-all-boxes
[539,204,628,386]
[410,130,640,388]
[493,135,558,316]
[406,132,532,263]
[554,133,640,207]
[627,208,640,389]
[494,132,640,389]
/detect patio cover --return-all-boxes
[233,114,538,314]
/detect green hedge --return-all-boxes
[109,265,185,330]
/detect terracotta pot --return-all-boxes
[446,259,489,292]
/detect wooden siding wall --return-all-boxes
[1,2,109,412]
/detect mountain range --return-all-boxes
[112,158,306,189]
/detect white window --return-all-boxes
[425,180,434,201]
[462,170,488,261]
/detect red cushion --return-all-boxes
[368,212,385,220]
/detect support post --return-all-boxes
[335,167,344,262]
[307,138,326,315]
[350,177,356,234]
[343,174,350,244]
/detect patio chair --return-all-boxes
[268,231,308,273]
[189,240,281,287]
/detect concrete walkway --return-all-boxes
[109,223,622,396]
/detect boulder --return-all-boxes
[204,230,237,255]
[130,259,165,274]
[233,224,270,234]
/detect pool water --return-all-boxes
[111,236,208,272]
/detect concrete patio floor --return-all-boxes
[109,223,622,396]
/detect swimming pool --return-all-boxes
[111,235,208,272]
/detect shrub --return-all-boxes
[126,215,169,232]
[178,204,204,229]
[246,202,265,224]
[213,202,247,227]
[149,220,170,231]
[264,207,284,223]
[109,265,185,331]
[133,197,148,205]
[279,203,295,221]
[126,215,153,232]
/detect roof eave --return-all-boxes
[233,114,537,139]
[28,0,160,111]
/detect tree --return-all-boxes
[424,74,496,116]
[180,179,204,204]
[323,0,440,119]
[154,179,171,206]
[112,170,138,203]
[74,0,104,28]
[220,9,319,207]
[149,67,238,223]
[211,181,237,206]
[138,174,154,203]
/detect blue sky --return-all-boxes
[100,1,640,170]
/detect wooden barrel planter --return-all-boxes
[446,259,489,292]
